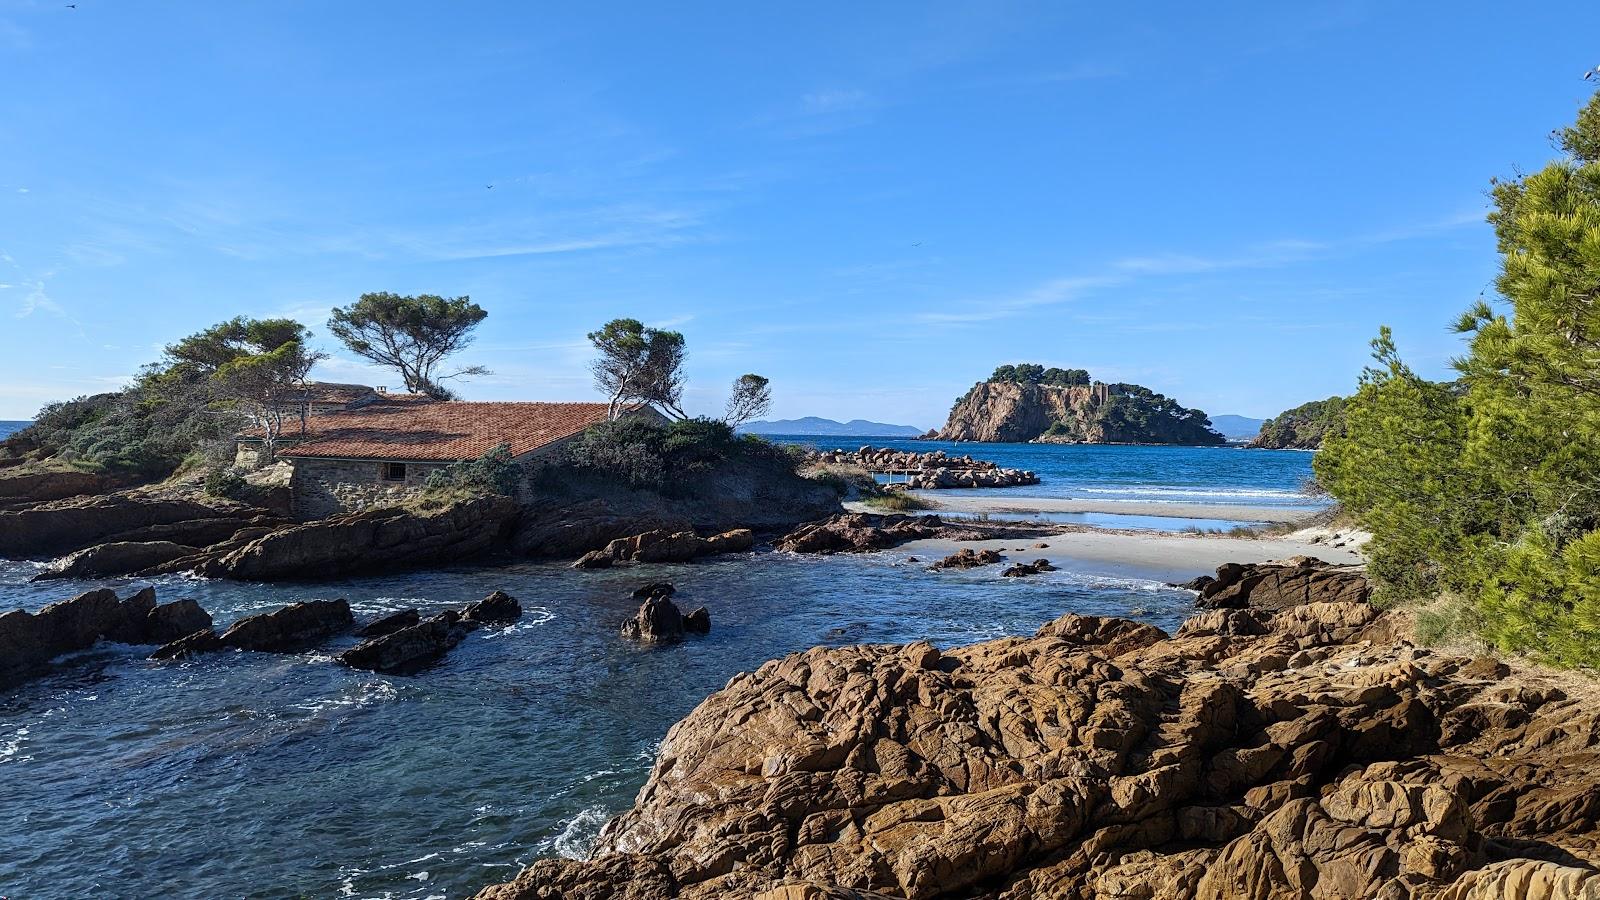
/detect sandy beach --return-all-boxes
[894,528,1362,584]
[909,492,1313,524]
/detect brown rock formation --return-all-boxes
[809,447,1038,489]
[340,592,524,674]
[573,528,756,569]
[1,586,213,686]
[776,514,1050,555]
[180,495,520,580]
[0,489,272,559]
[929,548,1003,570]
[1000,558,1056,577]
[472,589,1600,900]
[937,380,1223,445]
[0,468,112,505]
[31,540,198,580]
[1187,557,1370,612]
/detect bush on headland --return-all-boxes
[1317,87,1600,667]
[563,417,804,493]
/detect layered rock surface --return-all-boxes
[573,528,756,569]
[775,514,1049,554]
[473,590,1600,899]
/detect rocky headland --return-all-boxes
[937,368,1223,445]
[1249,397,1349,450]
[473,559,1600,900]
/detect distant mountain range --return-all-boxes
[1208,414,1266,441]
[740,417,925,437]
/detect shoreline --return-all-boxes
[902,492,1317,524]
[891,528,1362,584]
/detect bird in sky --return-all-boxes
[486,184,494,190]
[65,3,76,7]
[1586,65,1600,81]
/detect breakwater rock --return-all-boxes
[810,446,1038,489]
[472,576,1600,900]
[573,528,756,569]
[776,513,1050,554]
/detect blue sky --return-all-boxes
[2,2,1597,427]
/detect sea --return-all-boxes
[0,440,1319,899]
[0,420,29,440]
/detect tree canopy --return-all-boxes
[1316,86,1600,665]
[328,293,488,399]
[588,318,688,419]
[989,364,1091,387]
[724,374,772,427]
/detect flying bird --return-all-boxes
[1586,65,1600,81]
[65,3,76,7]
[486,184,494,190]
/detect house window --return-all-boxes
[381,462,407,482]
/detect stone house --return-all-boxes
[236,396,662,519]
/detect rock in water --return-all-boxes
[574,529,757,569]
[621,596,685,643]
[683,606,711,634]
[929,547,1003,570]
[31,540,199,581]
[143,598,213,644]
[2,587,216,682]
[149,628,222,661]
[356,609,421,638]
[630,582,676,600]
[215,599,353,652]
[461,590,521,624]
[1001,558,1055,577]
[340,612,472,674]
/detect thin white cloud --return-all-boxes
[801,89,872,115]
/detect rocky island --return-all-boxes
[937,365,1224,445]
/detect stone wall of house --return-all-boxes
[235,442,265,468]
[289,458,445,519]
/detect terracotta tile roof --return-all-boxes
[267,398,616,462]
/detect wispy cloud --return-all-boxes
[914,211,1486,327]
[801,89,872,115]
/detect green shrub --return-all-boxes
[424,444,521,496]
[204,467,250,501]
[861,491,935,512]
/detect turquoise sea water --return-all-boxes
[780,435,1321,511]
[0,442,1313,899]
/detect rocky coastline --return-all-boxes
[937,377,1223,445]
[472,558,1600,900]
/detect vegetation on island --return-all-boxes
[987,364,1091,387]
[1251,396,1348,449]
[2,316,324,477]
[1317,87,1600,667]
[327,293,489,400]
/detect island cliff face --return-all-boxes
[937,380,1224,445]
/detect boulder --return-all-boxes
[31,540,199,581]
[357,609,421,638]
[775,514,945,554]
[683,606,711,634]
[2,587,216,683]
[215,599,353,652]
[621,596,686,643]
[340,612,472,674]
[702,528,755,555]
[462,590,521,624]
[929,548,1003,570]
[1194,557,1370,612]
[1001,558,1056,577]
[631,582,676,600]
